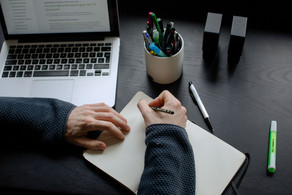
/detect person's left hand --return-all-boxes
[65,103,130,151]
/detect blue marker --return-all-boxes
[149,42,167,57]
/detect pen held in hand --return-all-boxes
[149,106,174,115]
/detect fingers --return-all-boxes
[67,136,107,151]
[92,112,130,132]
[148,90,175,108]
[81,103,130,134]
[137,90,188,128]
[65,103,131,149]
[86,103,128,124]
[92,120,126,140]
[137,98,153,123]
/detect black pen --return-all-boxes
[189,81,214,133]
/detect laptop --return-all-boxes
[0,0,120,107]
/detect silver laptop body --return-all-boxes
[0,0,120,107]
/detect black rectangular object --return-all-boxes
[202,12,222,59]
[228,16,248,61]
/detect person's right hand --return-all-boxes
[65,103,130,151]
[137,90,187,128]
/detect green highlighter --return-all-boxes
[268,120,277,173]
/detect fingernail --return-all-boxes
[99,144,106,151]
[126,125,131,131]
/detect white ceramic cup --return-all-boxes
[144,33,184,84]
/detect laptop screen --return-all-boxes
[0,0,119,40]
[1,0,110,35]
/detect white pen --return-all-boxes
[189,81,214,133]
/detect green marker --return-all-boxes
[151,13,163,47]
[268,120,277,173]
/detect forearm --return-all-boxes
[138,124,196,195]
[0,97,75,144]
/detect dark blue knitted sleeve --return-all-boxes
[0,97,76,144]
[137,124,196,195]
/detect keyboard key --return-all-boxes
[94,64,109,69]
[42,65,48,70]
[17,54,24,59]
[98,58,104,63]
[79,64,85,69]
[76,59,82,63]
[18,60,24,64]
[53,53,59,58]
[94,47,100,52]
[35,65,41,70]
[32,59,39,64]
[17,71,23,77]
[89,53,96,57]
[61,59,67,64]
[102,72,109,76]
[7,54,17,59]
[54,59,60,64]
[13,65,20,71]
[80,70,86,76]
[101,47,111,51]
[24,71,32,77]
[86,64,93,69]
[2,72,9,77]
[25,60,32,64]
[95,70,101,76]
[70,70,79,76]
[71,64,78,69]
[47,59,53,64]
[49,65,56,70]
[64,65,70,69]
[4,66,12,71]
[5,60,17,65]
[9,72,16,77]
[8,49,15,54]
[56,65,63,70]
[32,54,38,59]
[33,70,69,77]
[91,58,97,63]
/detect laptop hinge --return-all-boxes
[18,36,105,43]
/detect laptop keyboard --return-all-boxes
[2,42,112,78]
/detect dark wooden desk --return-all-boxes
[117,15,292,195]
[1,14,292,194]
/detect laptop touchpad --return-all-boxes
[30,80,74,102]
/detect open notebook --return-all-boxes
[83,91,246,194]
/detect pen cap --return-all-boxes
[144,32,184,84]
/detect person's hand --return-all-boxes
[65,103,130,151]
[137,90,187,128]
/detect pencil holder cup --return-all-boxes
[144,33,184,84]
